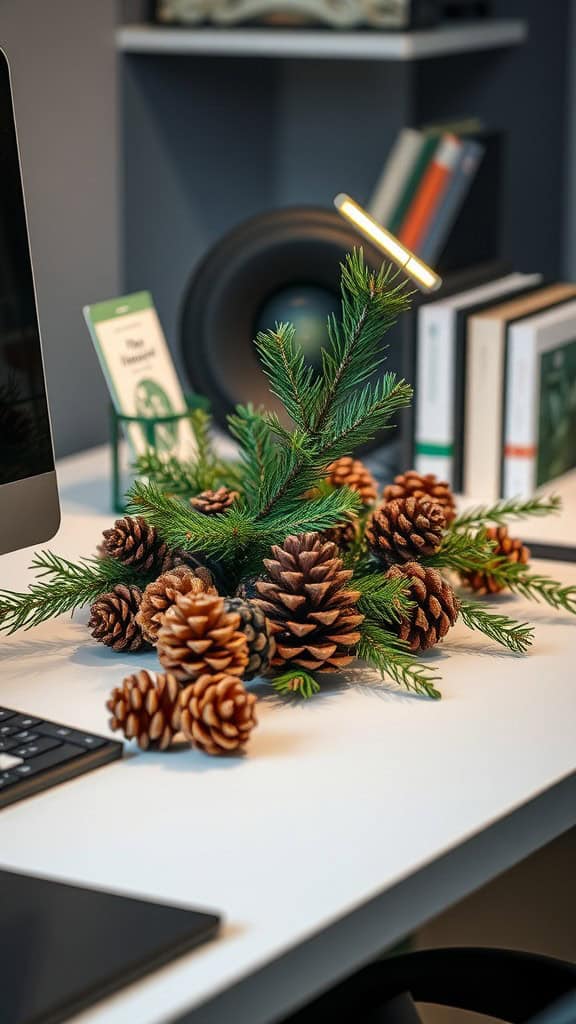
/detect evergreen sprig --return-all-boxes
[134,409,237,497]
[494,568,576,613]
[452,494,561,531]
[357,622,442,699]
[423,528,496,573]
[271,669,321,700]
[0,552,146,634]
[458,599,534,653]
[353,571,414,624]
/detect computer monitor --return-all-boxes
[0,49,60,555]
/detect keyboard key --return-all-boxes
[12,738,61,760]
[66,732,108,751]
[0,709,17,722]
[0,754,23,771]
[0,725,16,737]
[9,715,40,729]
[12,731,39,743]
[0,772,19,789]
[14,743,86,777]
[0,738,19,752]
[37,723,73,740]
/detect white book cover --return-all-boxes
[503,299,576,498]
[368,128,422,226]
[414,273,540,486]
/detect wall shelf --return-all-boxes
[116,19,527,61]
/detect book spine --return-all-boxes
[419,140,484,266]
[414,305,456,484]
[399,135,462,253]
[388,133,439,236]
[503,326,540,498]
[368,128,422,226]
[464,318,506,500]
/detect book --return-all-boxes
[368,128,422,226]
[503,300,576,497]
[419,139,484,266]
[399,134,463,252]
[464,284,576,501]
[414,273,542,487]
[388,132,440,236]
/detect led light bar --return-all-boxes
[334,193,442,293]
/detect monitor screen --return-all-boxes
[0,53,53,487]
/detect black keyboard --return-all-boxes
[0,708,123,809]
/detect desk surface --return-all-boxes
[1,447,575,1024]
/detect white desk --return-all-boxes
[1,447,575,1024]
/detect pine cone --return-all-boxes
[462,526,530,595]
[321,516,360,553]
[366,497,446,565]
[137,565,217,644]
[157,593,249,683]
[223,598,276,680]
[326,457,378,506]
[180,673,258,755]
[88,584,149,652]
[107,669,182,750]
[191,487,239,515]
[383,471,457,525]
[101,516,171,574]
[386,561,459,651]
[254,533,364,672]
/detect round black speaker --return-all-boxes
[180,207,402,442]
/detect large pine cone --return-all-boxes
[254,533,364,672]
[223,598,276,680]
[462,526,530,595]
[191,487,239,515]
[137,565,217,644]
[180,672,258,755]
[88,584,148,652]
[386,561,459,651]
[107,670,182,750]
[366,496,446,565]
[383,471,457,525]
[157,593,248,683]
[101,516,171,574]
[326,457,378,506]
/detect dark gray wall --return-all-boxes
[1,0,120,456]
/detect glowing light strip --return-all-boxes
[333,193,442,293]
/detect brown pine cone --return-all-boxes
[223,598,276,680]
[157,593,249,683]
[366,496,446,565]
[180,672,258,755]
[254,533,364,672]
[88,584,149,652]
[107,669,182,750]
[321,516,360,553]
[137,565,217,644]
[101,516,171,574]
[325,457,378,506]
[462,526,530,595]
[386,561,459,651]
[190,487,239,515]
[383,471,457,524]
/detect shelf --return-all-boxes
[116,20,527,61]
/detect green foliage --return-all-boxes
[357,622,442,699]
[496,568,576,613]
[458,599,534,654]
[134,409,238,497]
[423,528,497,573]
[452,494,561,531]
[353,571,414,624]
[254,323,321,431]
[271,670,321,700]
[0,551,146,634]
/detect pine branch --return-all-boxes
[271,669,321,700]
[458,599,533,653]
[353,572,414,624]
[0,552,146,634]
[228,404,277,505]
[134,451,204,497]
[500,569,576,613]
[134,408,237,497]
[423,528,496,573]
[357,622,442,699]
[452,494,561,531]
[254,323,321,431]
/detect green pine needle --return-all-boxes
[423,528,497,573]
[271,669,321,700]
[353,571,414,624]
[498,569,576,614]
[452,494,561,531]
[458,599,534,653]
[357,622,442,699]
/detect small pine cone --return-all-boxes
[326,457,378,506]
[462,526,531,595]
[88,584,148,652]
[101,516,171,574]
[107,669,181,750]
[180,672,258,755]
[223,598,276,680]
[366,496,446,565]
[386,561,459,652]
[254,533,364,673]
[383,471,457,525]
[190,487,239,515]
[157,593,249,683]
[321,517,359,553]
[235,577,261,601]
[137,565,217,644]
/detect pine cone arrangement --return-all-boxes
[383,471,457,525]
[386,561,459,651]
[101,516,171,574]
[137,565,217,644]
[254,533,364,672]
[180,672,258,755]
[326,457,378,506]
[366,496,446,565]
[462,526,530,595]
[223,598,275,680]
[191,487,239,515]
[321,516,359,553]
[88,584,149,652]
[157,593,248,683]
[107,669,182,750]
